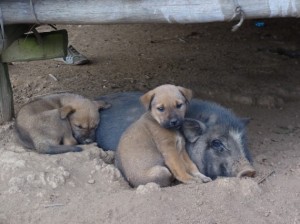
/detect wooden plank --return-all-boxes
[1,29,68,62]
[0,0,299,25]
[0,62,14,124]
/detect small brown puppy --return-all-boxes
[15,93,110,154]
[115,84,211,187]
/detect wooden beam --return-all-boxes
[0,62,14,124]
[0,0,299,25]
[1,29,68,62]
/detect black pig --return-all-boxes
[96,92,255,179]
[182,100,255,179]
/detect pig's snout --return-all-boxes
[237,165,256,178]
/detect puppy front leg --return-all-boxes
[163,149,196,184]
[182,150,212,183]
[64,136,77,145]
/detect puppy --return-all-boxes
[15,93,110,154]
[115,84,211,187]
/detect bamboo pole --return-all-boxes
[0,0,299,25]
[1,30,68,63]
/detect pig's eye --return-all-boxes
[211,139,224,152]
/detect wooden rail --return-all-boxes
[0,0,299,25]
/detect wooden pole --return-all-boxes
[0,0,299,25]
[0,62,14,124]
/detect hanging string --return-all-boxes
[0,6,5,53]
[231,0,245,32]
[30,0,41,24]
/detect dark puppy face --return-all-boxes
[140,84,192,129]
[60,99,110,144]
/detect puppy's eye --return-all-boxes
[157,107,164,112]
[176,103,183,109]
[75,124,83,129]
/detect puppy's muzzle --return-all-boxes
[74,134,95,144]
[163,118,183,129]
[83,138,93,144]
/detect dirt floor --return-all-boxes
[1,18,300,224]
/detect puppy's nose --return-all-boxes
[170,118,180,127]
[84,138,93,144]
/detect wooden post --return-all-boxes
[0,62,14,124]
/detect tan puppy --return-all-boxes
[15,93,110,154]
[115,84,211,187]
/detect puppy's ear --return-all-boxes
[140,90,155,110]
[60,106,75,119]
[94,100,111,111]
[177,86,193,102]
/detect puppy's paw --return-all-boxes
[193,172,212,183]
[72,146,83,152]
[80,143,98,150]
[99,150,115,164]
[200,176,212,183]
[181,178,198,185]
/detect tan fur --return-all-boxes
[15,93,110,154]
[116,84,211,187]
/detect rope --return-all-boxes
[29,0,47,45]
[231,0,245,32]
[0,6,5,53]
[31,27,43,45]
[30,0,40,24]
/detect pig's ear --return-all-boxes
[140,90,155,110]
[197,113,218,126]
[240,117,251,126]
[207,114,218,125]
[94,100,111,110]
[182,118,206,143]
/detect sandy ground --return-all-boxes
[1,18,300,224]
